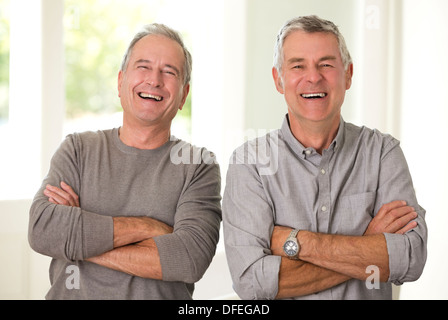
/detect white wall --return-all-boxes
[1,0,447,300]
[195,0,448,300]
[398,0,448,300]
[0,0,60,299]
[243,0,362,131]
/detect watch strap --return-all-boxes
[288,229,299,240]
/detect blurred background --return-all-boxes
[0,0,447,299]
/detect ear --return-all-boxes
[345,64,354,90]
[179,84,190,111]
[272,67,284,94]
[118,70,123,98]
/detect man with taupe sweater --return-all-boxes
[28,24,221,299]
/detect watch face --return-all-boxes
[284,240,298,256]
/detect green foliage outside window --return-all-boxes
[0,0,9,123]
[64,0,191,121]
[0,0,192,127]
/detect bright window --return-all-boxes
[0,0,42,200]
[63,0,192,139]
[0,0,9,125]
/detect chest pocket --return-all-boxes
[336,192,376,236]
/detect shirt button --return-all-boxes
[321,206,327,212]
[305,150,311,155]
[321,169,326,175]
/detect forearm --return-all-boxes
[298,231,390,282]
[87,217,173,279]
[275,232,388,299]
[87,238,162,279]
[271,201,415,292]
[112,216,173,248]
[276,258,350,299]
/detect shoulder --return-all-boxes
[168,137,222,191]
[344,122,399,153]
[230,129,281,164]
[67,129,114,145]
[59,129,115,152]
[227,129,281,178]
[169,137,218,166]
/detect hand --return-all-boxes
[44,181,80,207]
[364,200,417,236]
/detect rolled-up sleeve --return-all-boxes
[28,135,114,261]
[154,149,222,284]
[222,149,281,300]
[377,139,428,284]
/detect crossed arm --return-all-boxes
[47,183,417,295]
[269,201,418,299]
[44,182,172,280]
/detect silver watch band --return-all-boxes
[288,229,299,240]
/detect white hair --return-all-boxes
[273,15,353,72]
[120,23,192,85]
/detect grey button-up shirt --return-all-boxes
[223,115,427,299]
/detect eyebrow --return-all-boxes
[135,59,181,76]
[319,55,337,62]
[287,56,337,64]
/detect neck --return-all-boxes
[288,114,340,154]
[119,121,171,150]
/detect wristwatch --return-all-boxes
[283,229,300,259]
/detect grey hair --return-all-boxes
[120,23,192,85]
[273,15,353,72]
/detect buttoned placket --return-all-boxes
[301,146,334,233]
[302,147,335,302]
[316,148,332,233]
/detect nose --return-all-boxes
[145,70,163,88]
[304,67,323,84]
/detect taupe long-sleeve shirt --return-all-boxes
[223,115,427,299]
[29,128,221,299]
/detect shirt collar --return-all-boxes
[281,114,346,158]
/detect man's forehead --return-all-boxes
[283,31,341,59]
[131,34,184,63]
[284,30,338,47]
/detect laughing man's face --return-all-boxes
[118,34,189,130]
[273,30,353,126]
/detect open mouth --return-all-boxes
[301,93,327,99]
[138,92,163,102]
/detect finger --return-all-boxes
[60,182,80,207]
[46,184,76,206]
[44,187,70,206]
[395,220,418,235]
[365,202,414,235]
[387,210,418,234]
[376,200,407,219]
[383,206,415,230]
[375,204,414,231]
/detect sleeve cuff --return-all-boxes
[82,211,114,259]
[383,232,408,285]
[154,233,195,282]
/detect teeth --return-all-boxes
[301,93,327,98]
[139,93,163,101]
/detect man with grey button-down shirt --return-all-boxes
[222,15,427,300]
